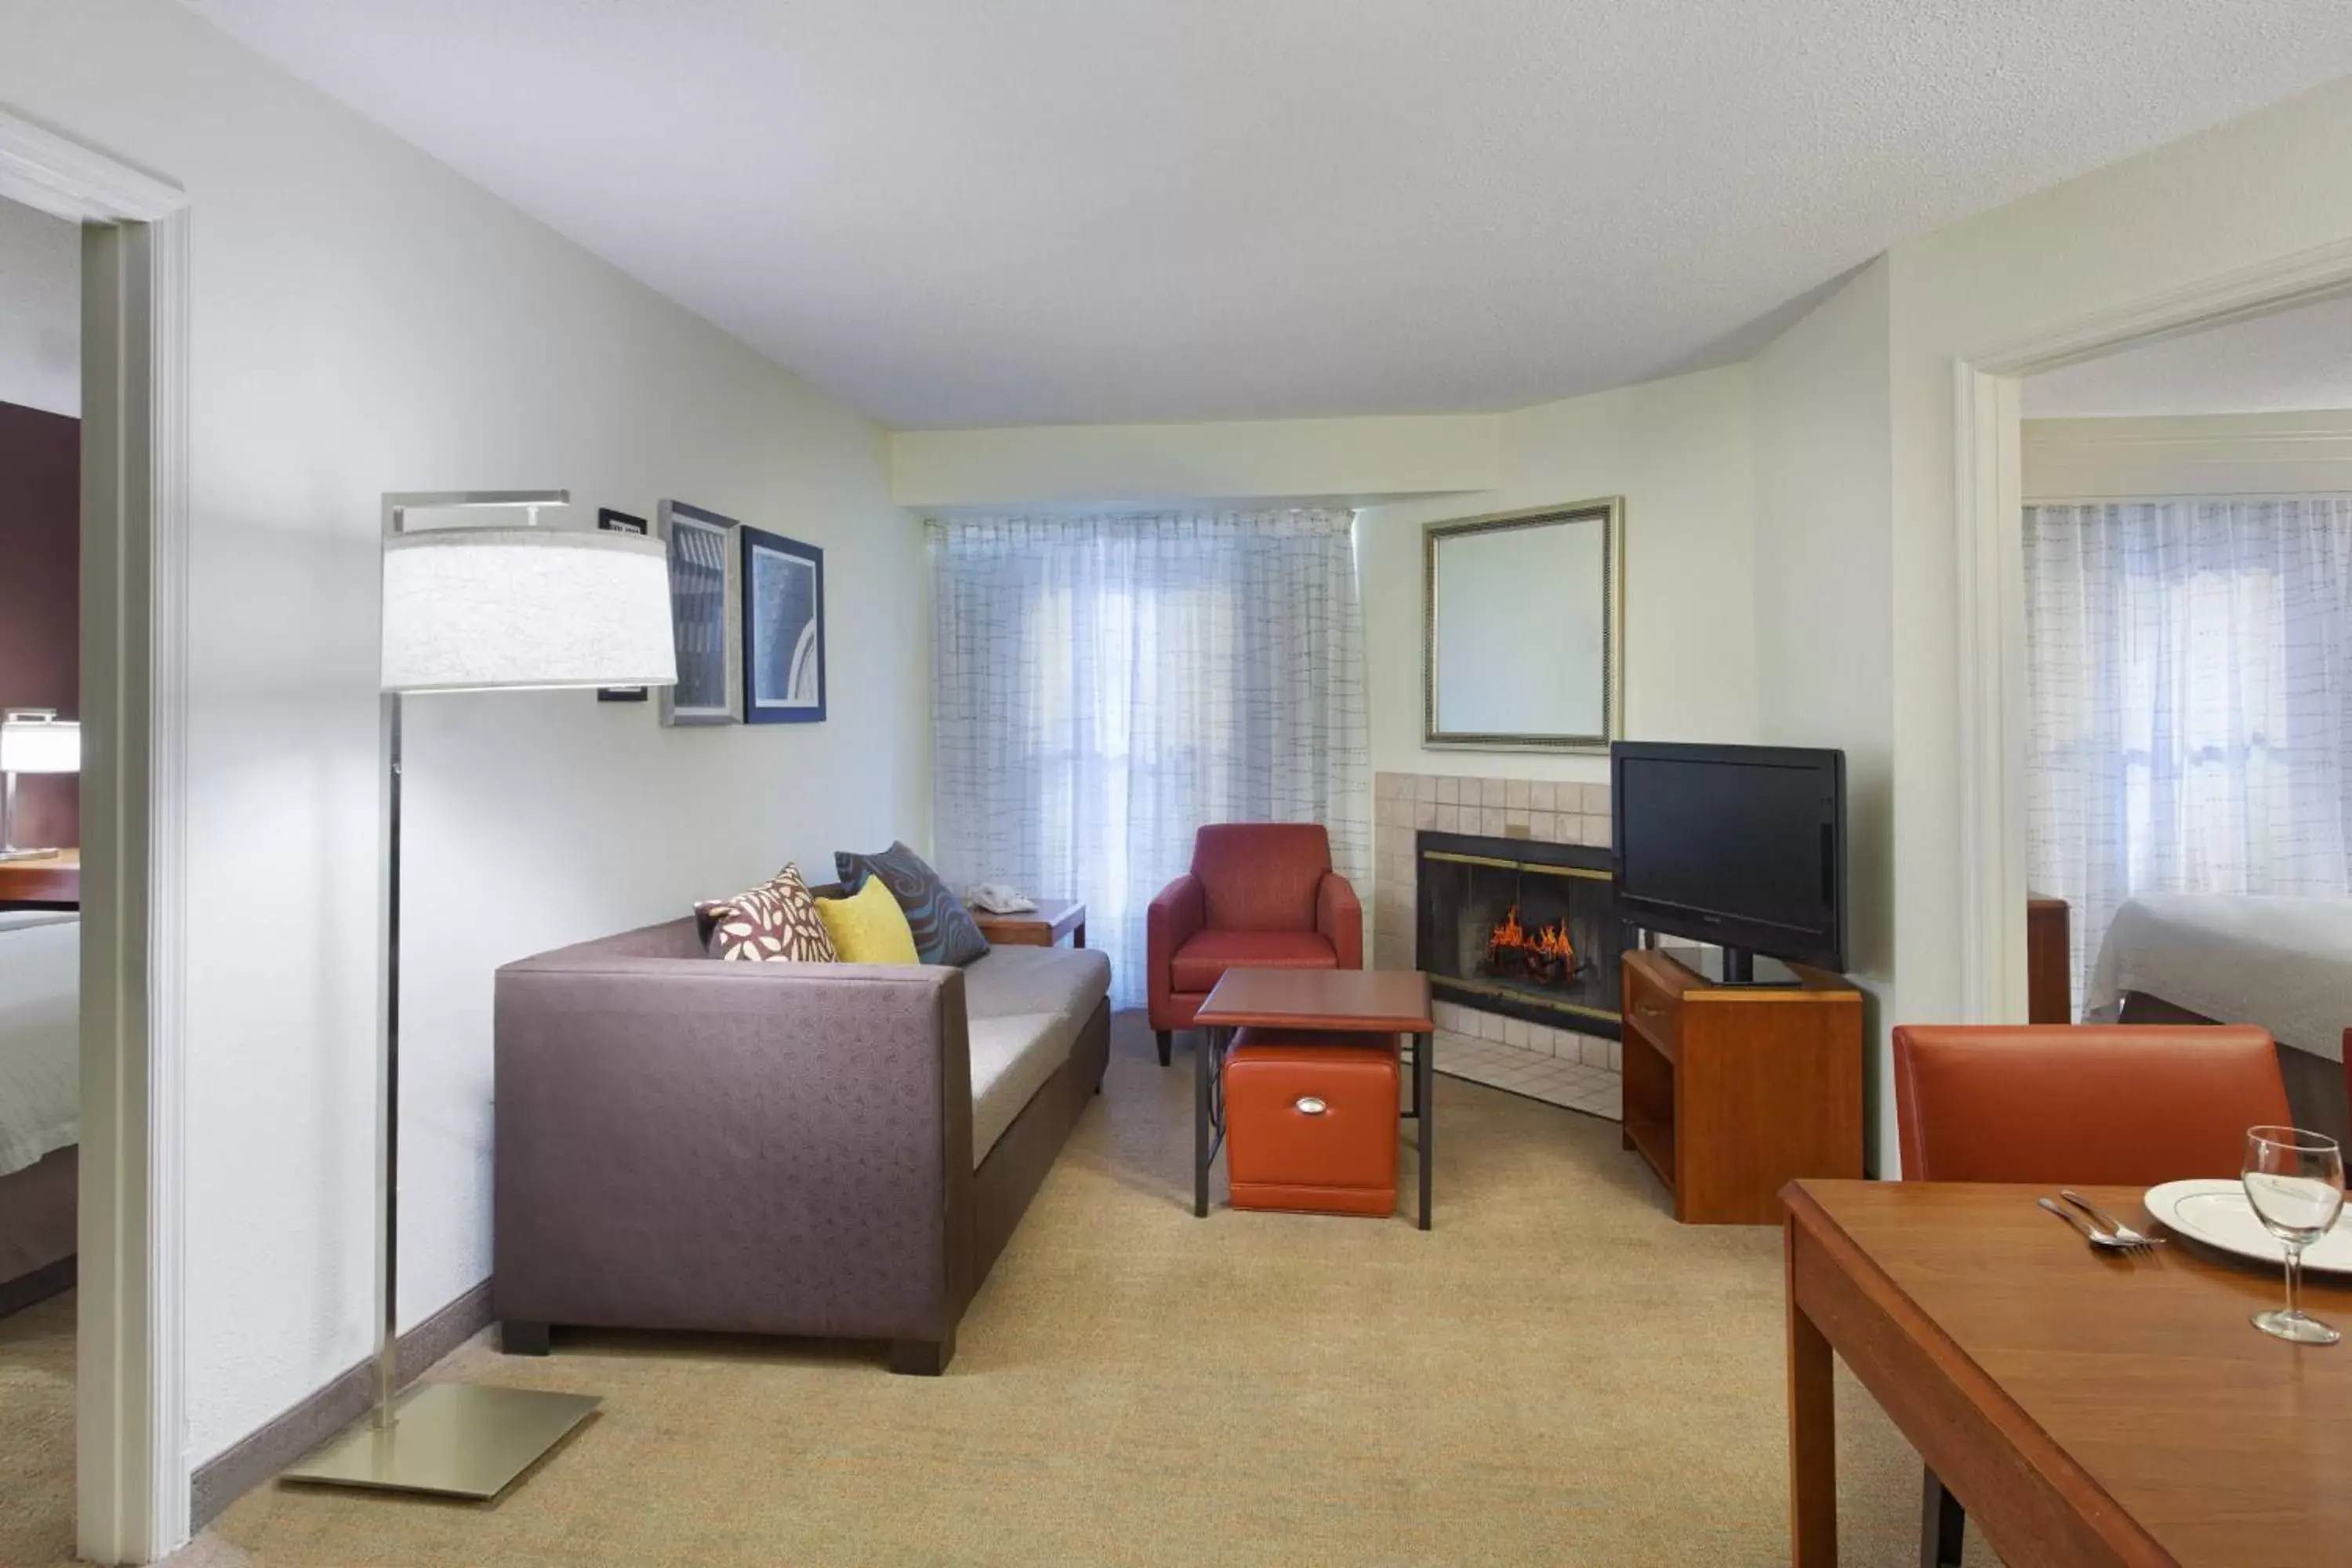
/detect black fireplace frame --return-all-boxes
[1415,829,1624,1040]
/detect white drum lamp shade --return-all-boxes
[381,527,677,693]
[0,711,81,774]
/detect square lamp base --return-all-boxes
[280,1382,601,1501]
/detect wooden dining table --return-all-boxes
[1784,1178,2352,1566]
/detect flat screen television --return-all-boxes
[1610,741,1846,976]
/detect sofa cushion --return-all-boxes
[964,944,1111,1164]
[812,877,921,965]
[1169,928,1339,994]
[693,862,837,963]
[835,840,991,967]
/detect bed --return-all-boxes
[2087,894,2352,1145]
[0,910,78,1317]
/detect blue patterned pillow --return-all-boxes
[834,841,990,967]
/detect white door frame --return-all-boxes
[1952,236,2352,1026]
[0,111,191,1563]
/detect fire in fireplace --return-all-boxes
[1417,829,1624,1037]
[1486,903,1577,989]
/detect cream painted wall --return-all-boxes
[0,194,78,416]
[1751,258,1897,1171]
[1352,366,1759,986]
[896,368,1762,851]
[1,0,928,1472]
[1356,365,1759,788]
[2023,409,2352,499]
[891,413,1500,508]
[1882,74,2352,1054]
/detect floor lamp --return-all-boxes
[284,490,676,1500]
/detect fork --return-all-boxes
[2038,1196,2151,1251]
[2060,1189,2165,1249]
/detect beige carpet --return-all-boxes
[2,1012,1996,1566]
[1,1284,74,1566]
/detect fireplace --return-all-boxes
[1415,829,1624,1038]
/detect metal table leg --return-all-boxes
[1417,1029,1434,1230]
[1193,1025,1210,1217]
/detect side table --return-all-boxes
[968,897,1086,949]
[1192,967,1436,1229]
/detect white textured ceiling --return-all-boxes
[2024,291,2352,418]
[189,0,2352,429]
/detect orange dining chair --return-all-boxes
[1891,1022,2292,1568]
[1894,1023,2289,1185]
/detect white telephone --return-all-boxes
[967,883,1038,914]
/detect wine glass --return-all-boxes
[2242,1126,2346,1345]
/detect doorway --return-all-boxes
[0,187,87,1568]
[1955,245,2352,1083]
[2005,296,2352,1139]
[0,108,191,1564]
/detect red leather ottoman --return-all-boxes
[1224,1029,1399,1217]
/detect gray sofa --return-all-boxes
[492,916,1110,1374]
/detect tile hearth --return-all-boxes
[1432,1002,1622,1123]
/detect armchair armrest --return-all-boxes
[493,953,972,1343]
[1317,870,1364,970]
[1149,873,1206,969]
[1147,873,1207,1025]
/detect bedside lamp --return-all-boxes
[282,490,675,1504]
[0,709,80,862]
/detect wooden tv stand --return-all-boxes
[1619,949,1864,1225]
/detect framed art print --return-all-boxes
[739,525,826,724]
[595,508,652,702]
[658,499,741,727]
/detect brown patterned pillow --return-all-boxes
[694,863,837,963]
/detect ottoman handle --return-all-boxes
[1294,1096,1327,1116]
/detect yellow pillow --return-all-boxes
[815,877,921,965]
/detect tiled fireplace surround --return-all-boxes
[1373,770,1622,1121]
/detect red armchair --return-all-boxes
[1147,823,1362,1066]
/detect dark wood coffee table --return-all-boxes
[1192,968,1437,1228]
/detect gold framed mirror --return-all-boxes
[1423,497,1624,751]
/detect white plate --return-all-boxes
[2142,1179,2352,1276]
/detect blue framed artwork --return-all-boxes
[739,524,826,724]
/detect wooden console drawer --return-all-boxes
[1621,960,1682,1051]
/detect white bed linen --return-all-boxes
[2086,895,2352,1063]
[0,912,78,1176]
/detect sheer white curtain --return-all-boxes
[929,510,1369,1007]
[2025,499,2352,1014]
